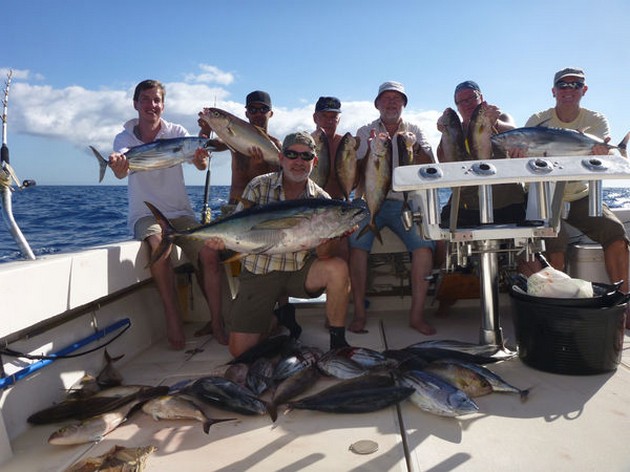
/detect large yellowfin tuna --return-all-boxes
[198,107,280,165]
[358,132,391,243]
[146,198,367,265]
[397,131,417,220]
[310,128,330,189]
[89,137,218,183]
[335,132,358,201]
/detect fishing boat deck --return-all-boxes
[3,293,630,472]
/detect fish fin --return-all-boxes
[144,202,178,266]
[222,252,246,264]
[519,387,531,402]
[205,417,236,434]
[89,146,109,183]
[104,349,124,364]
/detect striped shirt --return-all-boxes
[235,171,330,274]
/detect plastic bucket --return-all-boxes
[509,287,626,375]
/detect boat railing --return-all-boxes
[393,154,630,346]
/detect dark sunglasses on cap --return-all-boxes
[247,105,271,114]
[283,149,315,161]
[555,81,584,90]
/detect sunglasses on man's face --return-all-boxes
[247,106,270,114]
[555,81,584,90]
[283,150,315,161]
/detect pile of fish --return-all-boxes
[28,338,529,448]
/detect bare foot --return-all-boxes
[193,321,228,345]
[166,313,185,350]
[410,320,436,336]
[212,323,229,345]
[348,317,368,334]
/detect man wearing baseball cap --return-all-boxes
[524,68,629,320]
[203,131,354,357]
[311,96,345,198]
[349,81,438,336]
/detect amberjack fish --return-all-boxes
[142,394,235,434]
[89,137,218,182]
[433,359,530,400]
[398,370,479,417]
[335,132,359,201]
[311,128,330,189]
[438,108,469,162]
[48,387,168,445]
[424,360,494,397]
[198,107,281,165]
[146,198,367,265]
[358,132,392,243]
[28,385,160,425]
[467,102,494,160]
[397,131,417,220]
[490,126,620,158]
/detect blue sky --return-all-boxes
[2,0,629,187]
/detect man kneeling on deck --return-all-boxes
[204,131,352,357]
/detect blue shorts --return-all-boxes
[348,199,436,252]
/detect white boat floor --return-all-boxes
[4,300,630,472]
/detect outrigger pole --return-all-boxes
[1,69,36,260]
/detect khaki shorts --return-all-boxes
[544,197,629,253]
[229,257,323,334]
[134,215,206,267]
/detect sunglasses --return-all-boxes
[247,105,270,114]
[283,150,315,161]
[555,81,584,90]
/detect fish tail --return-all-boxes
[203,417,235,434]
[144,201,178,266]
[519,388,530,402]
[89,146,109,183]
[267,402,278,423]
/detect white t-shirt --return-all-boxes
[113,118,195,232]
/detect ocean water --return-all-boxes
[1,185,630,263]
[0,185,231,262]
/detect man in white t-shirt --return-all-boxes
[109,80,227,349]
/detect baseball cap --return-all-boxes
[554,67,585,85]
[282,131,316,152]
[246,90,272,108]
[374,81,408,107]
[315,96,342,113]
[454,80,481,99]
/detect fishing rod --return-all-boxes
[200,97,216,224]
[1,69,36,260]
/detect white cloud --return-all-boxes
[184,64,235,85]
